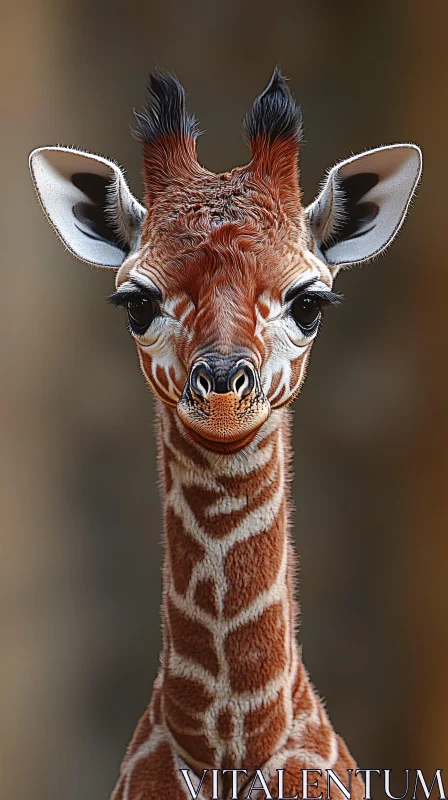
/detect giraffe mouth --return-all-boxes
[182,425,262,453]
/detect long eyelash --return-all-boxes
[285,281,344,308]
[309,292,343,337]
[107,289,142,308]
[106,285,163,310]
[311,290,344,307]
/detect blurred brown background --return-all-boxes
[1,1,447,798]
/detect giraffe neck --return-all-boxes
[156,402,304,773]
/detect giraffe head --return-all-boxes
[30,69,421,452]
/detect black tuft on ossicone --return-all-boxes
[132,68,200,145]
[243,67,303,145]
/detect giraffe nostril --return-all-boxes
[234,373,246,394]
[190,362,215,399]
[198,374,210,394]
[228,361,255,399]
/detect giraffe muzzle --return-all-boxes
[177,357,271,451]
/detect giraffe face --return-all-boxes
[111,172,339,451]
[29,70,422,452]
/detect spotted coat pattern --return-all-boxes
[110,406,364,800]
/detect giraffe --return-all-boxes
[29,69,421,800]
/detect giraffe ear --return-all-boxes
[306,144,422,273]
[29,146,146,268]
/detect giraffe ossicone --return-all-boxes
[29,69,421,799]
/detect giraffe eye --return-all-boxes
[290,294,322,331]
[127,295,159,334]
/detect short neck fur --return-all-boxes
[156,402,304,772]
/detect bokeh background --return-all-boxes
[1,1,447,798]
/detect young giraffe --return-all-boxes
[30,70,421,800]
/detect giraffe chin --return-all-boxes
[181,424,262,454]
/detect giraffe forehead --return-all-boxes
[133,238,329,307]
[128,165,313,300]
[120,170,323,303]
[141,168,307,258]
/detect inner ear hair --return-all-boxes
[104,172,144,248]
[71,172,127,250]
[71,168,144,253]
[314,173,347,246]
[325,172,379,251]
[319,172,380,252]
